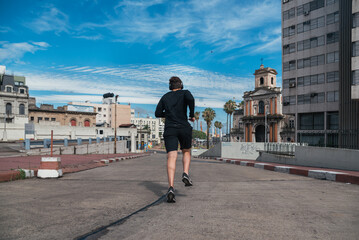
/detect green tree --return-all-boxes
[202,108,216,149]
[194,111,200,130]
[192,129,206,139]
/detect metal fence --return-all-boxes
[263,142,308,156]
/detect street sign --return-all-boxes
[25,123,35,134]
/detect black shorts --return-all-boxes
[164,127,192,153]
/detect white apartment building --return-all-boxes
[131,112,164,144]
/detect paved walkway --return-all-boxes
[0,152,358,239]
[0,153,143,182]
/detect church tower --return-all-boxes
[254,64,278,89]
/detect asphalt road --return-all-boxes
[0,152,358,240]
[0,142,24,157]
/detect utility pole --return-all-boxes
[114,95,118,154]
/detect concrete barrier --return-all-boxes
[37,157,63,178]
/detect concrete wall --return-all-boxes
[26,140,128,156]
[295,146,359,171]
[192,148,212,157]
[257,152,296,165]
[221,142,264,160]
[199,142,264,160]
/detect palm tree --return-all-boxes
[224,100,237,141]
[194,112,200,130]
[223,102,230,137]
[214,121,220,136]
[202,108,216,149]
[218,122,223,140]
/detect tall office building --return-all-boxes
[282,0,359,149]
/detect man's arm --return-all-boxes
[185,90,195,118]
[155,97,165,118]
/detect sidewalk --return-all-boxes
[198,156,359,185]
[0,153,147,182]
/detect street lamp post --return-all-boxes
[114,95,119,154]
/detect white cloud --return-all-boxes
[20,63,254,108]
[0,26,11,33]
[79,0,281,53]
[26,7,69,34]
[0,42,50,63]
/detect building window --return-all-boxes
[260,77,264,85]
[70,119,77,126]
[283,7,295,20]
[327,32,339,44]
[6,86,12,92]
[51,118,56,121]
[5,103,12,115]
[84,120,90,127]
[19,104,25,115]
[327,91,339,102]
[19,89,25,94]
[297,55,325,69]
[30,117,34,121]
[103,114,106,117]
[44,117,49,121]
[297,36,325,51]
[283,96,296,106]
[327,0,337,5]
[297,0,324,16]
[283,43,296,55]
[353,13,359,28]
[298,73,325,86]
[271,77,274,84]
[297,16,324,33]
[98,107,102,112]
[327,51,339,63]
[258,101,265,114]
[353,70,359,85]
[283,60,296,72]
[38,117,43,123]
[353,42,359,57]
[327,11,339,25]
[327,71,339,83]
[283,25,296,37]
[289,119,295,128]
[327,112,339,130]
[298,93,324,104]
[100,130,104,134]
[299,113,324,130]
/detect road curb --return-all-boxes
[197,156,359,185]
[0,153,152,183]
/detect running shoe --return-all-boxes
[182,172,193,187]
[166,186,176,203]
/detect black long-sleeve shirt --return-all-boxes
[155,90,195,129]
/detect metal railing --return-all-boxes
[263,142,308,155]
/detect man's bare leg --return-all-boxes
[167,151,178,187]
[182,148,191,174]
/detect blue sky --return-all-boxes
[0,0,282,132]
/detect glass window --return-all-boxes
[327,51,339,63]
[327,112,339,130]
[327,71,339,82]
[6,87,11,92]
[38,117,43,123]
[283,25,296,37]
[30,116,34,121]
[20,89,25,94]
[19,104,25,115]
[258,101,264,114]
[327,32,339,44]
[6,103,12,114]
[283,7,295,20]
[353,41,359,57]
[327,0,337,5]
[353,13,359,28]
[327,11,339,25]
[327,91,339,102]
[297,77,304,86]
[51,118,56,121]
[260,77,264,85]
[353,70,359,85]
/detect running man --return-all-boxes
[155,76,195,203]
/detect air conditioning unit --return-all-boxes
[289,83,296,88]
[304,11,310,16]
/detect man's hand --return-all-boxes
[189,117,195,122]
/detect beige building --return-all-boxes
[242,64,295,143]
[29,99,97,127]
[70,96,131,128]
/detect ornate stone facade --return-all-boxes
[242,64,295,143]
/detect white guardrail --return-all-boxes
[264,142,308,155]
